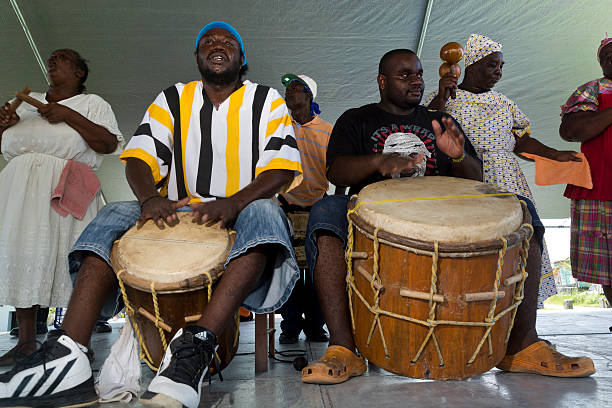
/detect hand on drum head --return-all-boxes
[432,117,465,160]
[190,197,241,228]
[377,152,425,178]
[137,196,190,228]
[0,103,19,128]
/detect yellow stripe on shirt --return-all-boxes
[119,148,163,184]
[255,157,302,177]
[266,114,292,138]
[147,103,174,138]
[270,97,285,112]
[179,81,198,198]
[225,84,246,196]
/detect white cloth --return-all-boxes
[0,92,123,307]
[96,320,141,403]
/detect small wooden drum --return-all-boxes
[346,177,533,380]
[111,213,239,372]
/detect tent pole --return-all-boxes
[416,0,435,58]
[9,0,50,85]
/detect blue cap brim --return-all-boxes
[195,21,246,66]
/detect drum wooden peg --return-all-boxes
[439,42,464,99]
[356,265,383,291]
[503,272,527,286]
[464,291,506,302]
[137,307,172,332]
[400,288,444,303]
[351,251,369,259]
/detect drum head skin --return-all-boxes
[354,177,522,244]
[115,213,233,288]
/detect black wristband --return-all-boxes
[139,194,161,208]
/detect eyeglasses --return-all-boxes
[384,72,423,81]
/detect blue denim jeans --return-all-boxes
[304,193,545,281]
[305,195,350,280]
[69,199,299,315]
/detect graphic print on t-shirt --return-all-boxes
[371,124,437,175]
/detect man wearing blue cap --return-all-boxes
[0,21,302,408]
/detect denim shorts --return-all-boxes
[69,199,299,315]
[304,195,350,279]
[304,193,545,280]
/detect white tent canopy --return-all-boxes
[2,0,609,218]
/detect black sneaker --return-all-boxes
[0,330,96,407]
[140,326,218,408]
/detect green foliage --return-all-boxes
[545,291,605,307]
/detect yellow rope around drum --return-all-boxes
[345,194,533,368]
[117,268,221,371]
[466,237,506,365]
[150,282,168,353]
[505,223,532,343]
[117,269,159,371]
[345,210,357,333]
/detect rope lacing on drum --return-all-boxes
[117,269,158,371]
[345,196,533,369]
[364,229,390,358]
[505,222,532,343]
[117,268,239,373]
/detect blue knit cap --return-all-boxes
[195,21,247,66]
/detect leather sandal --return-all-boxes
[302,345,366,384]
[497,341,595,377]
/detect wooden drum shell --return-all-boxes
[348,199,531,380]
[109,220,239,372]
[119,279,239,372]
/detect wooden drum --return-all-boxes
[346,177,533,380]
[111,213,239,372]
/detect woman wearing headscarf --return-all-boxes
[425,34,580,309]
[424,35,597,378]
[560,35,612,323]
[0,49,123,364]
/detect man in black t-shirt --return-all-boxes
[302,49,595,385]
[301,49,483,384]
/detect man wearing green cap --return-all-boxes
[277,73,333,344]
[0,21,302,408]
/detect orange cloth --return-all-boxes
[50,160,101,220]
[521,153,592,189]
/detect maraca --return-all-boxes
[439,42,464,99]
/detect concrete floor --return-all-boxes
[1,308,610,408]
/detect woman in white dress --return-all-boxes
[0,49,123,364]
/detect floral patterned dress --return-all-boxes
[424,89,557,306]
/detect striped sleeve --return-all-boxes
[119,89,174,185]
[255,89,302,177]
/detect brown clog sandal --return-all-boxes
[497,341,595,378]
[302,345,366,384]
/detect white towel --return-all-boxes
[95,320,141,403]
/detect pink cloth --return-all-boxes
[51,160,100,220]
